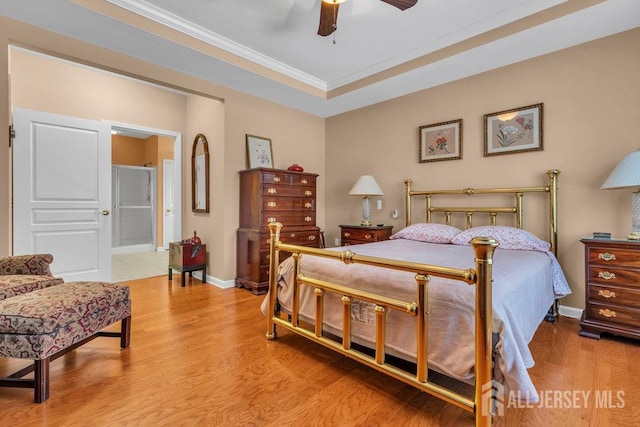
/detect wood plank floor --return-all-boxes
[1,275,639,426]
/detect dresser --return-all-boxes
[580,238,640,340]
[236,168,322,295]
[339,225,393,246]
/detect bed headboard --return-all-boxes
[404,169,560,254]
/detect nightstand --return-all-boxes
[339,225,393,246]
[580,238,640,340]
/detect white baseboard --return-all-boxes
[558,304,583,319]
[202,273,235,289]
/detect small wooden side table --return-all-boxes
[168,242,207,287]
[339,224,393,246]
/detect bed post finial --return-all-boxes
[405,180,413,226]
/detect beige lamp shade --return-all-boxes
[601,149,640,189]
[349,175,384,196]
[601,149,640,240]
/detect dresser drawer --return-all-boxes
[260,171,316,187]
[588,247,640,268]
[262,212,316,227]
[262,198,315,211]
[586,301,640,330]
[340,226,393,243]
[589,284,640,308]
[588,266,640,287]
[261,185,315,198]
[260,229,321,249]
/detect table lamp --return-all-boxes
[349,175,383,227]
[601,149,640,240]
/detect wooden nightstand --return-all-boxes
[580,238,640,340]
[339,225,393,246]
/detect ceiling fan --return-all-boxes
[318,0,418,37]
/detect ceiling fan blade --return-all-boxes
[380,0,418,11]
[317,2,339,37]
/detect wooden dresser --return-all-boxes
[339,225,393,246]
[580,238,640,340]
[236,168,321,294]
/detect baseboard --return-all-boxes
[558,304,583,319]
[183,271,236,290]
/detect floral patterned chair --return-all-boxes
[0,254,64,300]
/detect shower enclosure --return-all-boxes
[112,165,157,253]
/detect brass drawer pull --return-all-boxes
[597,271,616,280]
[267,201,277,208]
[268,217,276,223]
[598,289,616,298]
[304,216,312,222]
[598,252,616,261]
[273,176,281,183]
[308,235,316,241]
[598,308,616,318]
[267,188,277,194]
[365,234,372,240]
[344,232,351,237]
[304,202,312,208]
[290,233,296,238]
[301,179,308,184]
[305,190,312,196]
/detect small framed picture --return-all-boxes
[419,119,463,163]
[246,134,273,168]
[484,103,543,156]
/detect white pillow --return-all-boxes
[390,223,462,244]
[451,225,551,252]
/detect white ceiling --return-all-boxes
[1,0,640,117]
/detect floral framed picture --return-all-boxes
[246,134,273,168]
[484,103,543,156]
[418,119,463,163]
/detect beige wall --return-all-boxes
[0,15,326,284]
[325,27,640,310]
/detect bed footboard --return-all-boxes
[265,222,498,426]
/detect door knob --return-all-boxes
[100,210,110,216]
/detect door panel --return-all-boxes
[13,108,111,281]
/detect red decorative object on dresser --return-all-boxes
[236,168,322,294]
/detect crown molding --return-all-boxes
[105,0,328,91]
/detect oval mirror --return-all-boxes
[192,133,210,213]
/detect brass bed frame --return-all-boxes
[265,169,560,426]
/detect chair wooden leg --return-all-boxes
[34,358,49,403]
[120,316,131,348]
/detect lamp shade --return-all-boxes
[349,175,383,196]
[601,149,640,190]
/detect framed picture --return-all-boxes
[484,103,543,156]
[418,119,463,163]
[246,134,273,168]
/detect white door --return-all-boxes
[13,108,112,281]
[163,159,175,249]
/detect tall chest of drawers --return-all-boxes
[580,238,640,340]
[236,168,321,295]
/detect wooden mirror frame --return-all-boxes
[191,133,210,213]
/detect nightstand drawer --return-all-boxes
[589,284,640,308]
[588,266,640,287]
[587,301,640,330]
[587,247,640,268]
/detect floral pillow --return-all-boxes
[390,223,462,244]
[451,225,551,252]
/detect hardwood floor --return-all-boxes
[1,275,639,426]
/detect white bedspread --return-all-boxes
[262,239,571,403]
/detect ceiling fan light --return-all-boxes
[322,0,347,4]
